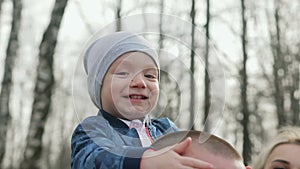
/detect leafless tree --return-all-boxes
[20,0,69,168]
[0,0,22,166]
[189,0,196,130]
[115,0,122,31]
[271,0,286,128]
[203,0,211,131]
[290,67,299,125]
[240,0,252,164]
[0,0,3,18]
[158,0,164,50]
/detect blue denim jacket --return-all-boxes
[71,110,178,169]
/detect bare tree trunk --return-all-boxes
[55,142,70,169]
[291,63,299,125]
[0,0,3,17]
[116,0,122,31]
[189,0,196,130]
[272,1,286,128]
[240,0,251,164]
[0,0,22,166]
[159,0,164,50]
[20,0,69,168]
[203,0,211,131]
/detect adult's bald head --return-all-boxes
[152,131,247,169]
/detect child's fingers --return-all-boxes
[172,138,214,169]
[172,137,192,154]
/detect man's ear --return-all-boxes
[245,165,252,169]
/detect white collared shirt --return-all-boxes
[120,118,152,147]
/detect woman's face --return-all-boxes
[264,143,300,169]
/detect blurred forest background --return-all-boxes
[0,0,299,168]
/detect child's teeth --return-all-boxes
[130,95,144,99]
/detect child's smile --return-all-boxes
[127,93,149,101]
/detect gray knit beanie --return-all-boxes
[84,32,160,109]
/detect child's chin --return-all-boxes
[124,111,149,120]
[131,106,152,112]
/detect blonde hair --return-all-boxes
[152,130,243,160]
[252,126,300,169]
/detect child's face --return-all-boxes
[101,52,159,120]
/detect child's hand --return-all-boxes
[141,137,214,169]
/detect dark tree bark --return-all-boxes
[20,0,69,168]
[189,0,196,130]
[272,2,286,128]
[0,0,22,166]
[116,0,122,31]
[159,0,164,50]
[240,0,252,164]
[0,0,3,18]
[203,0,211,131]
[157,3,182,123]
[291,77,299,125]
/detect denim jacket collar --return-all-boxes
[98,109,142,145]
[98,109,131,135]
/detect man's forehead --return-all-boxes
[205,157,245,169]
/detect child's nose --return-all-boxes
[130,74,146,88]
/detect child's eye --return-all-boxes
[272,166,288,169]
[115,72,129,76]
[144,74,157,79]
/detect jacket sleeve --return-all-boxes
[71,118,148,169]
[151,117,179,138]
